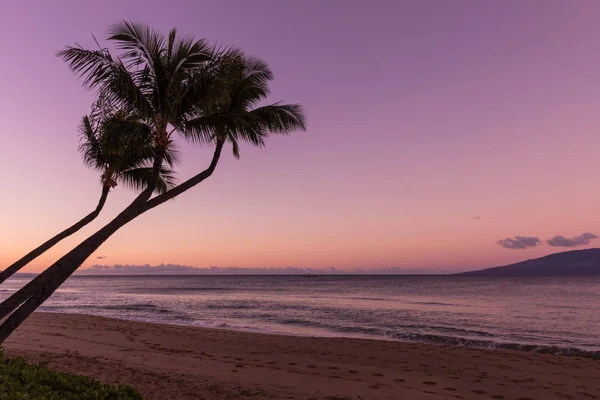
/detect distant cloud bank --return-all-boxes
[78,264,439,275]
[496,236,541,250]
[496,232,598,250]
[546,232,599,248]
[470,216,482,220]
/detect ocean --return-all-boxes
[2,275,599,358]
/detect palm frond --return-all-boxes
[184,104,305,149]
[78,115,104,169]
[172,45,240,124]
[163,142,180,167]
[100,114,153,152]
[57,47,154,118]
[245,103,306,134]
[183,113,246,145]
[231,138,240,159]
[181,54,305,158]
[169,36,211,77]
[107,20,164,70]
[167,28,177,61]
[228,56,272,109]
[107,21,175,117]
[118,166,176,194]
[163,37,213,124]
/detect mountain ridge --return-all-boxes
[458,248,600,276]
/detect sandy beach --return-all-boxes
[1,313,598,399]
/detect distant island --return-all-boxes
[458,248,600,276]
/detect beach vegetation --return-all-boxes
[0,349,141,399]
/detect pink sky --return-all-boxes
[1,0,599,273]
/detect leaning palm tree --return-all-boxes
[0,107,176,285]
[0,21,305,343]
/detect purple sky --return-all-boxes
[1,0,600,272]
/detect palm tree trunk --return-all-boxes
[0,192,138,322]
[0,187,110,285]
[0,143,223,344]
[0,203,142,343]
[0,149,166,322]
[0,150,168,322]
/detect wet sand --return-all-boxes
[3,313,599,399]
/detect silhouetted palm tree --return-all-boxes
[0,108,175,285]
[0,21,305,343]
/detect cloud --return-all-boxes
[470,216,482,220]
[96,256,108,260]
[496,236,541,250]
[76,263,439,275]
[546,232,599,248]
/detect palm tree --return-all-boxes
[0,21,305,343]
[0,108,175,285]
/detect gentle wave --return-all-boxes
[205,303,257,310]
[37,306,600,359]
[278,317,493,338]
[274,317,600,358]
[410,301,463,306]
[14,275,600,361]
[123,287,287,294]
[42,303,172,314]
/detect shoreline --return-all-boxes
[3,312,599,399]
[36,309,600,360]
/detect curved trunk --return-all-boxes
[0,149,168,321]
[0,186,110,285]
[0,143,223,343]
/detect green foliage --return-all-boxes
[0,349,141,400]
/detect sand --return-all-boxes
[2,313,599,400]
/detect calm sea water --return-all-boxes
[2,275,599,357]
